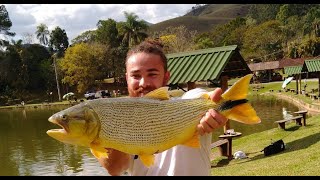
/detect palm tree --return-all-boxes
[36,23,49,46]
[118,11,148,48]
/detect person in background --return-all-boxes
[98,39,228,176]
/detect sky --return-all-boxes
[2,4,196,44]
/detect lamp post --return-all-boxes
[52,52,61,101]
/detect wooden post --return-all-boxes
[295,74,299,95]
[299,73,301,94]
[318,72,320,97]
[220,75,229,133]
[187,81,196,91]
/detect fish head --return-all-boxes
[46,103,100,147]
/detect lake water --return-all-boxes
[0,95,302,176]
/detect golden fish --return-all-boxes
[46,74,260,167]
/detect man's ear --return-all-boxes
[164,71,170,85]
[125,72,128,82]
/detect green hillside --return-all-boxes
[148,4,251,34]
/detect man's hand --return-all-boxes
[98,148,131,176]
[197,88,228,135]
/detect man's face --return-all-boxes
[126,52,170,97]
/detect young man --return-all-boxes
[98,40,228,176]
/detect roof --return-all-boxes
[248,61,280,71]
[247,58,305,71]
[284,65,302,76]
[302,58,320,72]
[279,58,305,68]
[166,45,251,84]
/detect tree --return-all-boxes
[71,30,96,45]
[193,33,214,49]
[154,25,198,53]
[247,4,282,24]
[36,23,50,45]
[0,5,15,47]
[49,26,69,55]
[303,7,320,37]
[59,42,113,93]
[22,32,34,44]
[117,11,148,48]
[242,20,284,61]
[96,18,120,47]
[49,26,69,101]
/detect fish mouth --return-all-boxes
[47,115,68,134]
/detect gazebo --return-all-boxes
[302,58,320,97]
[166,45,251,132]
[284,65,303,94]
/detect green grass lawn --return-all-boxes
[210,79,320,176]
[211,114,320,175]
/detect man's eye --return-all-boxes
[149,74,158,77]
[132,74,141,79]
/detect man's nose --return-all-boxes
[139,77,149,88]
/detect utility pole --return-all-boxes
[53,52,61,101]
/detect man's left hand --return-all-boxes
[197,88,228,135]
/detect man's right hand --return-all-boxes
[98,148,131,176]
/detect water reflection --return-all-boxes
[282,107,294,120]
[0,95,302,176]
[0,105,109,176]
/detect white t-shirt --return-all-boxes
[127,133,212,176]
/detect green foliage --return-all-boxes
[242,20,284,61]
[49,26,69,54]
[96,18,120,47]
[209,17,247,48]
[0,43,51,100]
[35,23,49,45]
[154,25,198,53]
[71,30,97,45]
[0,5,15,47]
[117,11,149,48]
[303,6,320,36]
[59,42,114,93]
[193,32,215,49]
[247,4,282,24]
[0,5,15,36]
[20,44,51,90]
[298,37,320,57]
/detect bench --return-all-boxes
[294,110,308,126]
[308,93,318,100]
[211,139,229,158]
[274,115,303,130]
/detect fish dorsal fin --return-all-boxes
[182,132,200,148]
[144,87,170,100]
[222,74,253,100]
[139,154,155,167]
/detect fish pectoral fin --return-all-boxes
[144,87,170,100]
[226,103,261,124]
[139,154,155,167]
[182,133,200,148]
[90,143,109,159]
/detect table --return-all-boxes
[294,110,308,126]
[218,132,242,159]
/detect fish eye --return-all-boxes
[62,114,67,120]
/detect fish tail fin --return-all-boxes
[220,74,261,124]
